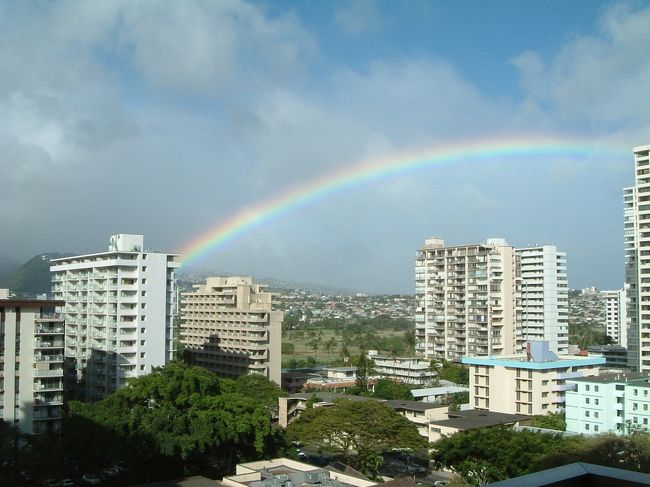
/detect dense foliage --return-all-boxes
[434,360,469,385]
[431,426,581,486]
[531,413,566,431]
[372,379,414,400]
[287,399,428,479]
[64,362,287,481]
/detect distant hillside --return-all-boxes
[0,253,20,282]
[2,253,73,296]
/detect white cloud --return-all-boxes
[333,0,384,36]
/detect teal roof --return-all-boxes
[462,355,605,370]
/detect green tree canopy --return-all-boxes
[287,399,427,479]
[431,426,581,486]
[372,379,414,400]
[531,413,566,431]
[64,362,286,481]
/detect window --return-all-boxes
[141,315,146,321]
[635,389,639,396]
[141,278,147,284]
[595,398,599,406]
[586,398,590,404]
[141,291,146,296]
[140,365,145,371]
[141,303,146,309]
[595,386,599,392]
[645,404,648,411]
[140,328,146,334]
[586,424,590,430]
[542,380,549,386]
[140,340,146,346]
[142,266,147,271]
[586,385,590,391]
[585,411,590,417]
[594,412,599,418]
[140,352,145,358]
[595,425,599,432]
[645,418,649,426]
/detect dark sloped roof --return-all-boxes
[430,410,528,430]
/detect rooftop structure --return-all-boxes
[368,352,435,387]
[428,409,528,442]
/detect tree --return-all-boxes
[287,399,428,479]
[437,361,469,385]
[431,426,581,486]
[308,338,321,354]
[403,329,416,351]
[355,353,374,392]
[282,342,295,355]
[324,337,338,354]
[372,379,414,400]
[64,362,285,481]
[531,413,566,431]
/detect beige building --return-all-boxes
[625,144,650,372]
[1,296,65,434]
[180,276,282,385]
[51,234,180,401]
[463,342,605,416]
[415,237,520,361]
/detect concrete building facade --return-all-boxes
[625,144,650,372]
[368,352,436,387]
[51,234,180,401]
[566,372,650,435]
[415,237,520,362]
[463,342,604,416]
[180,276,282,385]
[602,289,628,347]
[1,297,65,434]
[517,246,569,353]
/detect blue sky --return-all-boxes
[1,0,649,292]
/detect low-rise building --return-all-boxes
[565,372,650,435]
[277,392,446,441]
[222,458,377,487]
[368,352,435,387]
[428,409,528,442]
[411,385,470,404]
[1,296,65,434]
[587,345,628,369]
[463,341,605,416]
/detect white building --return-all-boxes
[180,276,282,385]
[566,372,650,435]
[625,144,650,372]
[51,234,180,401]
[463,341,604,416]
[602,289,627,347]
[415,237,520,361]
[369,351,436,387]
[1,296,65,434]
[517,246,569,353]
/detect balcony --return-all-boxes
[34,341,64,349]
[33,369,64,378]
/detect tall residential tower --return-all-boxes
[516,246,569,353]
[51,234,180,400]
[415,237,520,362]
[625,144,650,372]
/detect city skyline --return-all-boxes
[2,1,650,293]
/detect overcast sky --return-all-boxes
[2,0,650,293]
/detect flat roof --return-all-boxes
[411,386,469,397]
[287,393,444,411]
[384,399,445,412]
[462,355,606,370]
[567,372,650,384]
[0,299,65,308]
[430,409,528,430]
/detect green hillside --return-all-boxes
[2,253,73,296]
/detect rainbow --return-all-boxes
[180,135,622,266]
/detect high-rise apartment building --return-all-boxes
[1,295,65,434]
[625,144,650,372]
[602,289,627,347]
[415,237,520,362]
[517,246,569,353]
[51,234,180,400]
[180,276,282,385]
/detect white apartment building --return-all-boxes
[180,276,282,385]
[517,246,569,353]
[1,296,65,434]
[602,289,628,347]
[415,237,519,362]
[51,234,180,401]
[566,372,650,435]
[625,144,650,372]
[368,352,436,387]
[463,341,604,416]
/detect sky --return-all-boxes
[2,0,650,293]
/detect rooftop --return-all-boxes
[411,386,469,398]
[567,372,650,385]
[287,393,445,412]
[462,354,605,370]
[430,409,528,430]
